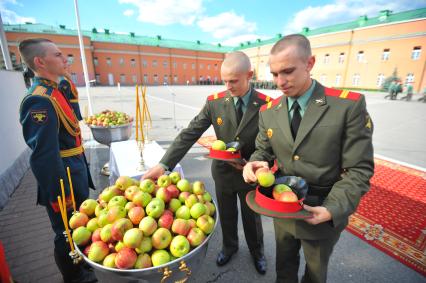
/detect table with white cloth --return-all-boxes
[109,140,184,185]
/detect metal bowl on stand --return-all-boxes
[89,123,133,175]
[75,200,219,283]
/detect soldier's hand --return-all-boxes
[303,205,332,225]
[243,161,269,183]
[142,164,165,180]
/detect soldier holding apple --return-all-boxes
[243,34,374,283]
[143,51,269,274]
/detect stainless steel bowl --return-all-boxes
[89,123,133,147]
[75,200,219,283]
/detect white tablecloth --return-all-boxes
[109,140,183,185]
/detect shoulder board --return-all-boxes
[324,88,361,101]
[256,92,271,102]
[207,91,227,101]
[260,96,282,111]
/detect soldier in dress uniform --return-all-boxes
[59,74,83,120]
[18,38,96,283]
[243,34,374,283]
[143,51,268,274]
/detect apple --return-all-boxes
[196,215,215,234]
[99,186,121,202]
[72,226,91,246]
[255,168,275,187]
[184,194,198,208]
[226,147,236,152]
[133,191,152,207]
[156,187,172,203]
[169,172,181,184]
[83,245,91,257]
[115,247,137,269]
[111,218,133,241]
[79,199,98,217]
[88,241,109,263]
[115,176,134,191]
[95,203,106,217]
[171,219,191,236]
[134,253,152,269]
[139,216,158,236]
[190,203,207,219]
[274,191,299,202]
[140,179,156,194]
[176,179,191,192]
[151,250,170,267]
[100,224,113,243]
[272,184,293,200]
[135,236,152,254]
[124,185,140,201]
[192,181,205,195]
[97,211,109,228]
[106,205,126,223]
[202,192,212,202]
[157,175,172,188]
[178,192,191,203]
[152,228,172,250]
[188,219,196,229]
[204,201,216,216]
[91,228,102,242]
[108,195,127,208]
[196,195,205,203]
[128,206,145,225]
[124,201,137,212]
[103,253,117,268]
[69,212,89,229]
[175,205,191,220]
[165,185,180,199]
[158,213,174,230]
[162,209,174,217]
[187,227,206,247]
[86,218,99,232]
[168,198,182,213]
[145,198,165,218]
[211,140,226,150]
[123,228,144,249]
[115,241,125,252]
[169,235,190,258]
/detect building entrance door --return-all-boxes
[108,73,114,86]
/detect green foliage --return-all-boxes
[382,68,400,91]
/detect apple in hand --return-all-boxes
[211,140,226,150]
[169,172,181,184]
[169,235,190,258]
[157,175,172,188]
[255,168,275,187]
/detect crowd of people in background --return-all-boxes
[384,79,426,102]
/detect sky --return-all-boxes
[1,0,425,46]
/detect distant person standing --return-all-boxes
[392,80,403,100]
[400,83,413,101]
[384,80,395,99]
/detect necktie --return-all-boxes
[291,101,301,139]
[236,98,244,125]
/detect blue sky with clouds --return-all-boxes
[1,0,425,46]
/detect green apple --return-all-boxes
[157,175,172,188]
[134,253,152,269]
[97,211,109,228]
[108,196,127,208]
[140,179,156,194]
[169,172,181,184]
[175,205,191,220]
[139,216,158,236]
[133,191,152,207]
[79,199,98,217]
[115,241,125,252]
[187,227,206,247]
[72,226,91,246]
[196,215,215,234]
[190,203,207,219]
[103,253,117,268]
[184,194,198,208]
[135,236,152,254]
[145,198,165,218]
[100,224,113,243]
[192,181,205,195]
[168,198,182,213]
[202,192,212,202]
[204,201,216,216]
[169,235,190,258]
[255,168,275,187]
[178,192,191,203]
[176,179,191,192]
[86,218,99,232]
[226,147,237,152]
[151,250,170,267]
[88,241,109,263]
[211,140,226,150]
[151,228,172,250]
[123,228,144,249]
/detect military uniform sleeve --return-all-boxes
[160,99,212,170]
[20,96,72,210]
[322,96,374,227]
[249,112,275,163]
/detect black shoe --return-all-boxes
[216,250,237,266]
[253,255,267,275]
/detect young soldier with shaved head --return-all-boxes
[143,51,269,274]
[243,34,374,283]
[18,38,96,283]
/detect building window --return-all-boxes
[173,62,177,69]
[106,57,112,66]
[153,74,158,83]
[142,59,147,67]
[352,73,360,86]
[357,51,364,62]
[95,74,100,84]
[71,73,78,84]
[120,74,126,83]
[406,73,415,84]
[153,60,157,67]
[119,58,124,66]
[214,63,218,70]
[323,54,330,64]
[163,75,168,83]
[382,49,390,61]
[183,63,187,70]
[163,61,168,68]
[200,63,204,69]
[192,63,195,70]
[93,57,98,66]
[143,74,148,84]
[174,75,178,83]
[67,55,74,65]
[411,47,421,60]
[320,74,327,84]
[335,74,341,86]
[132,75,137,83]
[131,59,136,67]
[207,64,211,70]
[376,73,385,87]
[338,53,345,64]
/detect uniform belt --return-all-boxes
[60,145,84,158]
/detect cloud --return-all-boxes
[0,0,35,24]
[197,11,257,39]
[123,9,135,17]
[118,0,204,26]
[283,0,426,34]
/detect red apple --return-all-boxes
[111,218,133,241]
[166,184,180,198]
[156,187,172,203]
[171,219,191,236]
[69,212,89,229]
[158,213,174,230]
[123,228,144,249]
[187,227,206,247]
[91,228,102,242]
[151,227,172,250]
[128,206,145,225]
[115,247,137,269]
[274,191,298,202]
[88,241,109,263]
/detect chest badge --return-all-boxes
[31,110,48,124]
[217,117,223,126]
[267,128,273,138]
[225,97,231,102]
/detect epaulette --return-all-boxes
[260,96,282,111]
[207,91,227,101]
[324,88,361,101]
[257,92,272,102]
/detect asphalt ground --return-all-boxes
[0,85,424,283]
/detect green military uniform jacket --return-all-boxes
[250,81,374,239]
[160,88,271,190]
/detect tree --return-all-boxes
[382,68,400,91]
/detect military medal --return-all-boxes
[267,128,273,138]
[217,117,223,126]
